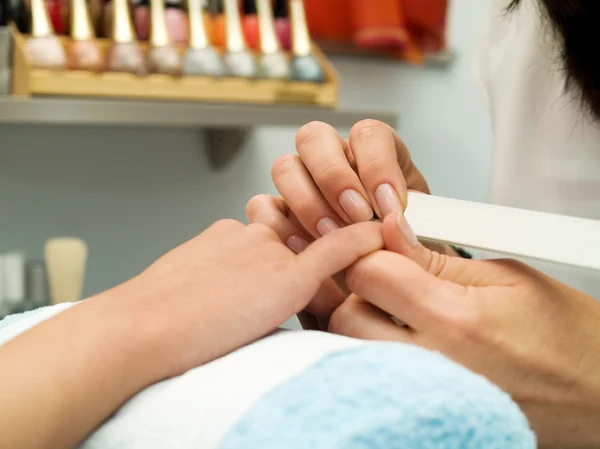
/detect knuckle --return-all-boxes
[246,222,279,241]
[293,199,317,223]
[211,218,243,231]
[345,257,377,294]
[245,194,271,222]
[314,161,348,190]
[359,152,387,175]
[295,121,335,150]
[328,301,357,335]
[271,154,301,181]
[350,119,390,141]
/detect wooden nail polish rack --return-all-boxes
[10,25,339,107]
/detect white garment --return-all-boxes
[475,0,600,298]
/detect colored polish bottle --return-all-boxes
[106,0,146,74]
[25,0,67,68]
[45,0,63,34]
[273,0,290,51]
[148,0,181,74]
[241,0,258,50]
[211,0,225,47]
[182,0,225,76]
[256,0,288,79]
[289,0,322,82]
[68,0,103,70]
[165,0,189,44]
[133,0,150,40]
[102,0,113,37]
[222,0,256,77]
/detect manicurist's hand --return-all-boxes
[247,119,452,329]
[271,120,429,236]
[329,213,600,449]
[0,219,384,449]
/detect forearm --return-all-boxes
[0,280,168,449]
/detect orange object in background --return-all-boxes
[303,0,352,42]
[402,0,449,52]
[349,0,408,50]
[303,0,448,64]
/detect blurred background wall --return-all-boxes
[0,0,493,297]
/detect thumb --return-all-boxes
[382,212,499,286]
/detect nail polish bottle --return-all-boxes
[289,0,322,82]
[164,0,188,44]
[255,0,288,79]
[133,0,150,40]
[102,0,113,37]
[45,0,63,34]
[182,0,224,76]
[25,0,67,68]
[211,0,225,47]
[106,0,146,74]
[241,0,258,50]
[148,0,180,74]
[222,0,255,77]
[273,0,289,51]
[89,0,104,36]
[68,0,103,70]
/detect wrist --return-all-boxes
[92,277,177,383]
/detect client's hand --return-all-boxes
[0,219,383,449]
[329,213,600,449]
[134,219,383,377]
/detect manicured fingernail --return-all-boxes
[317,217,339,236]
[339,189,373,223]
[375,183,402,217]
[287,235,310,253]
[397,210,419,248]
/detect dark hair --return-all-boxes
[509,0,600,120]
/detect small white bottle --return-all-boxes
[4,252,25,311]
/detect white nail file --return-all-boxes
[404,191,600,271]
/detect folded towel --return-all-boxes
[220,344,536,449]
[1,306,536,448]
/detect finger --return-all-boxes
[303,277,346,328]
[271,154,344,238]
[297,221,384,282]
[328,295,413,342]
[246,194,313,253]
[246,194,348,323]
[349,120,409,218]
[345,250,465,330]
[381,212,508,286]
[296,122,373,224]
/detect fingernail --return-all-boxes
[287,235,310,253]
[375,183,402,217]
[339,189,373,222]
[397,210,419,248]
[317,217,339,236]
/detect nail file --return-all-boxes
[404,191,600,271]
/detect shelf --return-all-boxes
[0,97,398,168]
[316,40,456,70]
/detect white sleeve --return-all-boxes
[472,6,493,111]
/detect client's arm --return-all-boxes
[0,219,384,449]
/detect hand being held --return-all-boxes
[127,219,384,378]
[329,212,600,448]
